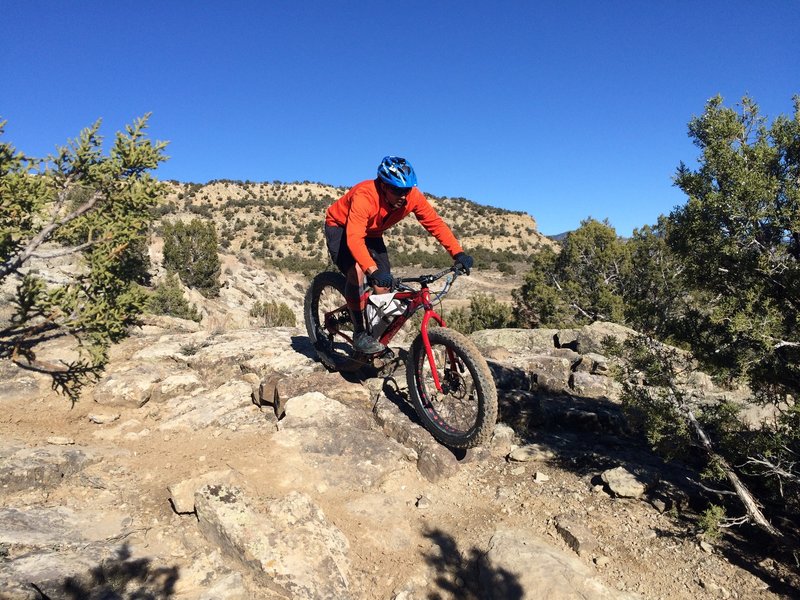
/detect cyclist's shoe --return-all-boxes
[354,331,385,355]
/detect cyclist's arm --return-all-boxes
[411,191,464,258]
[345,190,379,274]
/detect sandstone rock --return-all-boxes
[0,444,100,494]
[570,371,620,400]
[198,572,250,600]
[282,392,370,429]
[195,485,351,599]
[130,332,206,361]
[88,412,120,425]
[0,506,130,549]
[555,514,598,557]
[487,361,534,391]
[45,436,74,446]
[481,528,633,599]
[91,361,165,408]
[575,321,636,355]
[573,352,611,374]
[508,443,555,462]
[489,423,516,457]
[153,370,206,401]
[484,346,512,361]
[554,329,580,350]
[138,313,203,333]
[0,546,116,600]
[157,379,255,432]
[601,467,646,499]
[0,361,51,403]
[528,355,571,392]
[168,469,242,514]
[470,328,559,353]
[552,347,582,365]
[273,395,412,491]
[373,397,459,483]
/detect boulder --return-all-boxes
[569,371,621,400]
[481,528,634,599]
[601,466,647,499]
[470,328,558,353]
[91,361,165,408]
[527,355,571,392]
[195,485,351,600]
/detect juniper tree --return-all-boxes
[513,219,628,327]
[161,218,221,298]
[0,115,168,399]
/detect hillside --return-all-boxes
[158,180,557,274]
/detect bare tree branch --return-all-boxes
[0,190,104,279]
[674,391,785,539]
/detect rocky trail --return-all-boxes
[0,320,797,599]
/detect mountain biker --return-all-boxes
[324,156,473,354]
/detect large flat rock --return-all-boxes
[195,485,351,600]
[482,528,636,599]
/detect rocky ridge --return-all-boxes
[160,180,557,267]
[1,316,794,599]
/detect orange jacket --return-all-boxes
[325,179,463,272]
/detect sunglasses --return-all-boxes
[386,184,412,197]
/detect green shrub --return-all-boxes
[698,504,726,540]
[146,273,201,322]
[250,300,296,327]
[444,293,513,334]
[162,218,221,298]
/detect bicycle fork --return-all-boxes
[420,307,456,394]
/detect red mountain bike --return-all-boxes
[304,265,497,448]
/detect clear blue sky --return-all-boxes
[3,1,799,236]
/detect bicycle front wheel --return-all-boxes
[406,327,497,448]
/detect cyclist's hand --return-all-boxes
[367,270,394,289]
[454,252,473,275]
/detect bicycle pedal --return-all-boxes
[379,347,395,360]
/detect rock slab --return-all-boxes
[195,484,351,600]
[482,528,636,599]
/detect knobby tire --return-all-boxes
[303,271,362,372]
[406,327,497,448]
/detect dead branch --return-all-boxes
[0,190,104,279]
[677,396,785,539]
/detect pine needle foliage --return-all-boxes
[0,115,168,400]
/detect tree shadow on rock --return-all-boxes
[33,543,180,600]
[422,528,522,600]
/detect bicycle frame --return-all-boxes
[321,268,461,393]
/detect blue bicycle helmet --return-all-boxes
[377,156,417,188]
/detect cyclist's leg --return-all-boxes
[324,226,369,334]
[325,227,390,352]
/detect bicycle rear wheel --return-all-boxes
[304,271,362,372]
[406,327,497,448]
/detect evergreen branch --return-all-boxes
[0,190,104,279]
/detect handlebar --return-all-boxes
[392,264,468,302]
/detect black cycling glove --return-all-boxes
[454,252,473,275]
[368,270,394,288]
